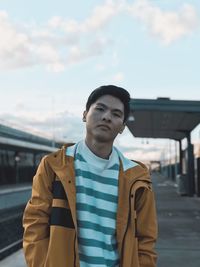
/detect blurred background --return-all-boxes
[0,0,200,266]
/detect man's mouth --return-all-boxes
[97,124,111,130]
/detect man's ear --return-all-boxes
[83,111,87,122]
[119,124,125,134]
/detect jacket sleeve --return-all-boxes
[23,156,54,267]
[135,185,158,267]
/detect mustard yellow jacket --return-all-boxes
[23,144,157,267]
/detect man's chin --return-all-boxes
[94,133,113,143]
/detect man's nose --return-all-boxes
[102,111,112,121]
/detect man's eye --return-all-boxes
[113,113,121,117]
[96,107,104,111]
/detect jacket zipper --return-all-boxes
[74,233,76,266]
[119,214,130,267]
[119,189,132,267]
[119,179,145,267]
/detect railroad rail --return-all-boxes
[0,205,24,260]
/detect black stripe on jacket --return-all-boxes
[50,207,75,229]
[51,180,74,228]
[52,180,67,200]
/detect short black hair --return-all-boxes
[86,85,130,122]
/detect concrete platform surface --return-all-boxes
[0,249,26,267]
[0,172,200,267]
[153,172,200,267]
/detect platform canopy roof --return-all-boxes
[126,98,200,141]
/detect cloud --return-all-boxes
[0,11,31,69]
[0,111,85,142]
[0,0,198,71]
[48,0,123,34]
[33,43,65,70]
[81,0,123,33]
[34,111,85,142]
[0,1,118,71]
[0,11,65,71]
[128,0,199,45]
[67,37,112,65]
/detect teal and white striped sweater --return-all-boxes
[66,140,137,267]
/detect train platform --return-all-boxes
[154,172,200,267]
[0,249,25,267]
[0,172,200,267]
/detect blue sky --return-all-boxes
[0,0,200,162]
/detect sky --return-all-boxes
[0,0,200,162]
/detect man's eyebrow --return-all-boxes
[95,102,123,114]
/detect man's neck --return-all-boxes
[85,139,113,159]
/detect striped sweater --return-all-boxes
[68,140,120,267]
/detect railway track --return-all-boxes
[0,205,25,260]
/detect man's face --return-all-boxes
[83,94,125,143]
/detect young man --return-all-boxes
[23,85,157,267]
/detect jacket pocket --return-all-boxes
[44,226,76,267]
